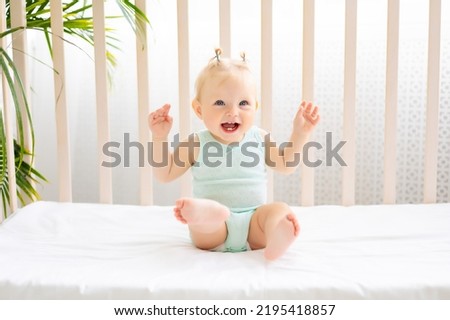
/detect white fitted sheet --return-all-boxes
[0,201,449,299]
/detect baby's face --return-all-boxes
[193,72,257,144]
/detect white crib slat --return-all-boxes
[177,0,192,197]
[93,0,113,203]
[342,0,357,206]
[261,0,272,138]
[261,0,274,203]
[50,0,72,202]
[424,0,441,204]
[10,0,34,202]
[219,0,231,57]
[135,0,153,205]
[383,0,400,204]
[302,0,315,112]
[177,0,190,141]
[0,0,18,217]
[301,0,315,206]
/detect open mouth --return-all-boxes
[221,122,240,132]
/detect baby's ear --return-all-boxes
[192,99,203,119]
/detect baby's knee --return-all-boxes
[271,201,291,213]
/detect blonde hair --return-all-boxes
[194,48,255,102]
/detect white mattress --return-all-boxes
[0,201,449,299]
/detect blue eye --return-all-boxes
[214,100,225,106]
[239,100,249,106]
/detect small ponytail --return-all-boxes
[213,48,222,63]
[240,51,246,62]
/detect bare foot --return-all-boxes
[173,197,230,233]
[264,213,300,260]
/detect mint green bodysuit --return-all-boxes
[192,126,267,252]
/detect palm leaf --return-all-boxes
[0,139,47,219]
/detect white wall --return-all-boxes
[30,0,449,206]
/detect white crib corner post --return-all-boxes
[261,0,274,203]
[342,0,357,206]
[135,0,153,206]
[301,0,315,207]
[93,0,113,204]
[1,0,18,218]
[50,0,73,203]
[424,0,441,204]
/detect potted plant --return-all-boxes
[0,0,149,217]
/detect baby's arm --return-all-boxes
[148,104,198,182]
[263,101,320,174]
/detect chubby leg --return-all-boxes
[247,202,300,260]
[174,197,229,250]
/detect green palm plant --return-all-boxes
[0,0,150,218]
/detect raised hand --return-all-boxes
[293,101,320,135]
[148,104,173,139]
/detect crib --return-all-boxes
[0,0,449,299]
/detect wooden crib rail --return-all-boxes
[261,0,274,203]
[50,0,72,203]
[342,0,357,206]
[383,0,400,204]
[177,0,192,199]
[0,0,444,219]
[135,0,153,206]
[424,0,441,204]
[92,0,113,204]
[301,0,315,206]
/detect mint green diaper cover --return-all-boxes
[212,208,256,253]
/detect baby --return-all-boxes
[148,49,320,260]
